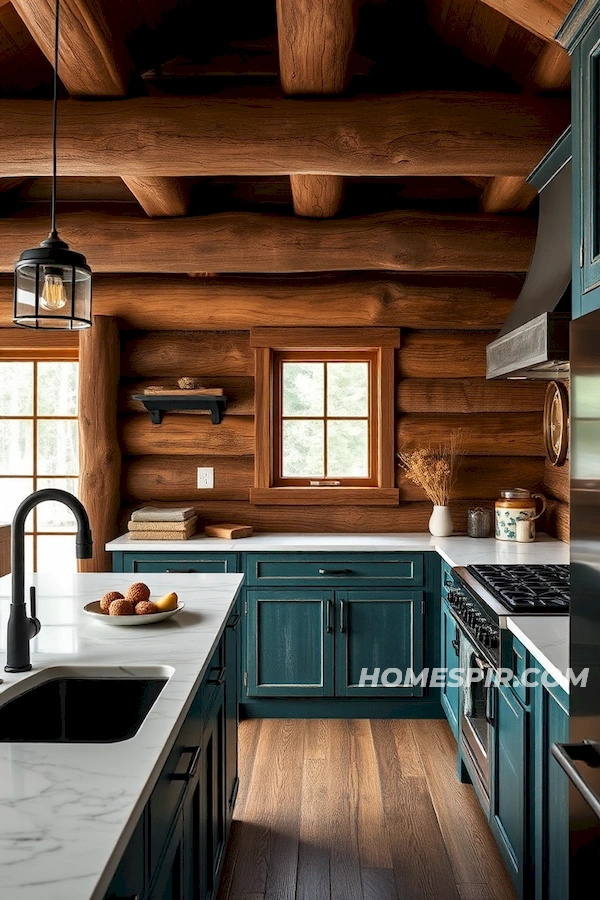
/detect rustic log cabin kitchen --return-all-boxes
[2,0,600,898]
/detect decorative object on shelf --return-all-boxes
[134,392,227,424]
[205,523,253,539]
[177,376,202,389]
[543,380,569,466]
[143,385,225,396]
[467,507,492,538]
[494,488,547,542]
[397,431,462,537]
[13,0,92,331]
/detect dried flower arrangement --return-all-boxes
[397,431,463,507]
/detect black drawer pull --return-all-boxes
[165,568,197,573]
[207,665,226,685]
[318,568,354,576]
[227,613,241,629]
[171,745,202,781]
[326,598,333,633]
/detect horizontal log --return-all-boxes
[0,273,522,330]
[0,210,537,273]
[0,327,78,359]
[398,332,495,378]
[120,377,255,415]
[397,378,546,413]
[544,457,569,503]
[118,499,492,534]
[544,498,569,542]
[121,331,253,377]
[0,94,569,177]
[120,415,255,456]
[398,456,544,501]
[398,413,544,456]
[122,455,253,502]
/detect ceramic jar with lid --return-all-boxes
[495,488,547,542]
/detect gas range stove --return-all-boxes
[447,564,570,669]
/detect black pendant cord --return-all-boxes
[50,0,59,240]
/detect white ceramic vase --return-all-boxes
[429,505,453,537]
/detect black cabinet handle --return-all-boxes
[552,741,600,820]
[451,626,460,655]
[207,665,226,685]
[326,598,333,633]
[227,613,241,629]
[319,568,354,576]
[485,684,495,726]
[165,568,198,573]
[340,599,346,633]
[171,745,202,781]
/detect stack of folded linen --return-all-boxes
[128,506,198,540]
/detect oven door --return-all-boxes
[458,631,496,809]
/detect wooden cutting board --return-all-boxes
[205,523,253,539]
[143,386,225,396]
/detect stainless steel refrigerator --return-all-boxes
[553,307,600,889]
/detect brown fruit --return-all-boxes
[109,599,135,616]
[125,582,151,605]
[100,590,124,613]
[135,600,158,616]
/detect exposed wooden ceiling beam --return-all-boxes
[477,0,575,42]
[121,176,190,217]
[11,0,133,96]
[480,175,538,213]
[277,0,357,218]
[0,94,569,177]
[0,209,535,273]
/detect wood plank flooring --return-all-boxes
[217,719,517,900]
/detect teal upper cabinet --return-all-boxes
[335,589,424,698]
[246,589,335,697]
[557,0,600,317]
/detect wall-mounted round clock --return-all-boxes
[543,381,569,467]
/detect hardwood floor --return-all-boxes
[217,719,517,900]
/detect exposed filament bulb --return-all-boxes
[40,273,67,311]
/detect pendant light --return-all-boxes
[13,0,92,330]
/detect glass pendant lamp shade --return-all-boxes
[14,235,92,330]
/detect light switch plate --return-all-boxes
[196,467,214,489]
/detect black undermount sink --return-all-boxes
[0,672,169,742]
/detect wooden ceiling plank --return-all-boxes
[122,176,190,217]
[0,209,535,273]
[0,93,569,177]
[524,39,571,91]
[277,0,357,218]
[480,175,538,212]
[477,0,575,42]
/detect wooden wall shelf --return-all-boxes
[133,394,227,425]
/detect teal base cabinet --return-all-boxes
[112,551,239,574]
[440,596,460,739]
[104,626,236,900]
[245,587,424,699]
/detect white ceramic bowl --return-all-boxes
[83,600,184,626]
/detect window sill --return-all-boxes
[250,487,400,506]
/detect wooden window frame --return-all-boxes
[250,327,400,506]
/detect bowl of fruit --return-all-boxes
[84,583,183,625]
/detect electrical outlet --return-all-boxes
[196,467,214,489]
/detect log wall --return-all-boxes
[116,274,559,536]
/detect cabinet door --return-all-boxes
[246,589,335,697]
[203,688,226,898]
[440,597,460,738]
[150,814,185,900]
[335,590,424,697]
[104,813,146,900]
[225,603,240,817]
[577,20,600,302]
[492,684,528,896]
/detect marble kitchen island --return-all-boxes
[0,572,243,900]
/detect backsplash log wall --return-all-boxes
[115,273,564,536]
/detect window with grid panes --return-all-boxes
[0,361,79,572]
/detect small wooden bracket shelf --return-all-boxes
[134,394,227,425]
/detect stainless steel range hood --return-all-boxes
[486,128,571,380]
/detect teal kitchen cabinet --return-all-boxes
[245,587,424,699]
[246,589,335,697]
[491,682,530,898]
[104,813,147,900]
[440,595,460,739]
[112,551,239,574]
[224,602,241,816]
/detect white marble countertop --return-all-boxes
[106,531,569,568]
[0,572,243,900]
[507,616,570,695]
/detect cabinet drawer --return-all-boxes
[119,553,239,574]
[245,553,423,587]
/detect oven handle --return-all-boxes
[451,625,460,655]
[552,741,600,821]
[473,654,496,726]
